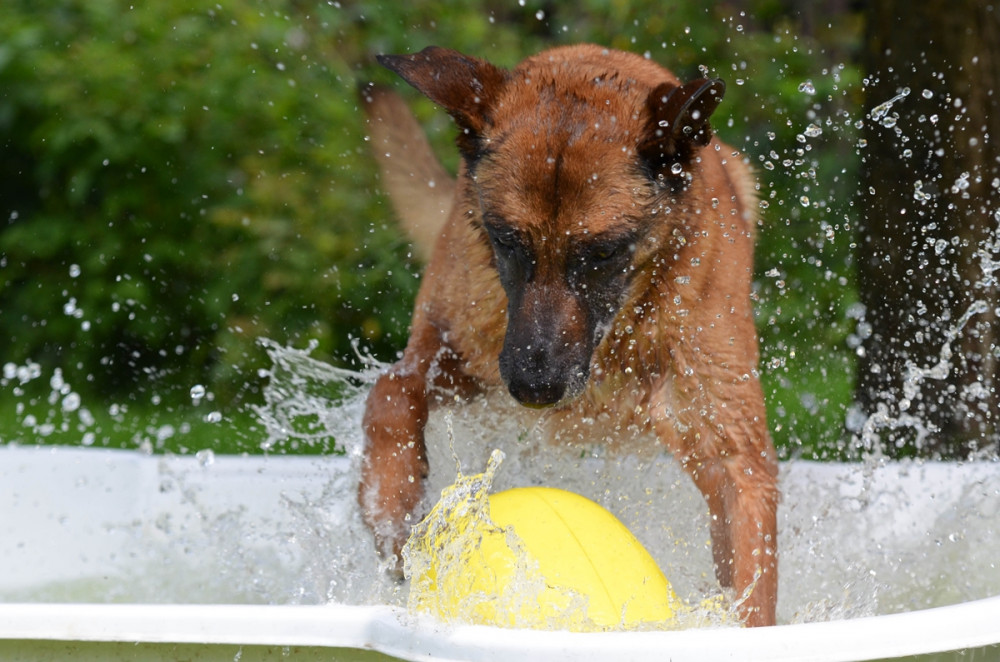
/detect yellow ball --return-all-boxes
[407,485,680,630]
[482,487,678,629]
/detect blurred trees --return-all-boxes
[857,0,1000,457]
[1,0,867,456]
[1,1,419,406]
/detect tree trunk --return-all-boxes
[857,1,1000,457]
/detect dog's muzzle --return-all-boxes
[498,340,590,408]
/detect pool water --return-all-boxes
[3,343,998,625]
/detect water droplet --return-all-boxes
[61,392,81,413]
[803,123,823,138]
[196,448,216,466]
[799,195,811,207]
[204,411,222,423]
[922,89,934,99]
[63,298,79,317]
[50,369,66,393]
[948,172,972,195]
[670,163,684,175]
[798,81,816,95]
[190,384,206,402]
[69,264,81,278]
[871,102,891,121]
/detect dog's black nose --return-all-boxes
[497,289,593,408]
[499,340,572,407]
[506,377,565,408]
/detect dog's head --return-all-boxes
[378,46,725,408]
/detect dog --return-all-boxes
[358,44,778,627]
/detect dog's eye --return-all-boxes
[592,246,620,262]
[485,223,522,257]
[589,241,632,265]
[492,234,517,253]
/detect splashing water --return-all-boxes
[3,335,1000,625]
[854,300,992,459]
[868,87,911,124]
[402,445,736,631]
[401,448,592,630]
[848,202,1000,461]
[228,342,1000,622]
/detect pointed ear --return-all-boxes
[377,46,509,162]
[638,78,725,181]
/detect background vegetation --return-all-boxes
[1,0,867,458]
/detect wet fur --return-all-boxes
[358,44,778,626]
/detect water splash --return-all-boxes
[401,448,589,629]
[851,195,999,460]
[4,339,1000,624]
[253,337,377,454]
[868,87,911,124]
[401,446,735,631]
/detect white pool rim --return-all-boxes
[3,446,999,661]
[0,596,999,661]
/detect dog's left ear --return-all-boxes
[638,78,725,181]
[377,46,509,161]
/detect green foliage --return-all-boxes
[1,0,418,408]
[1,0,866,457]
[0,383,268,456]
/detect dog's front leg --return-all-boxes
[724,456,778,627]
[684,451,778,627]
[358,361,431,566]
[654,384,779,626]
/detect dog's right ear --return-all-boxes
[377,46,509,162]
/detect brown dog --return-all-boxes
[358,44,778,627]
